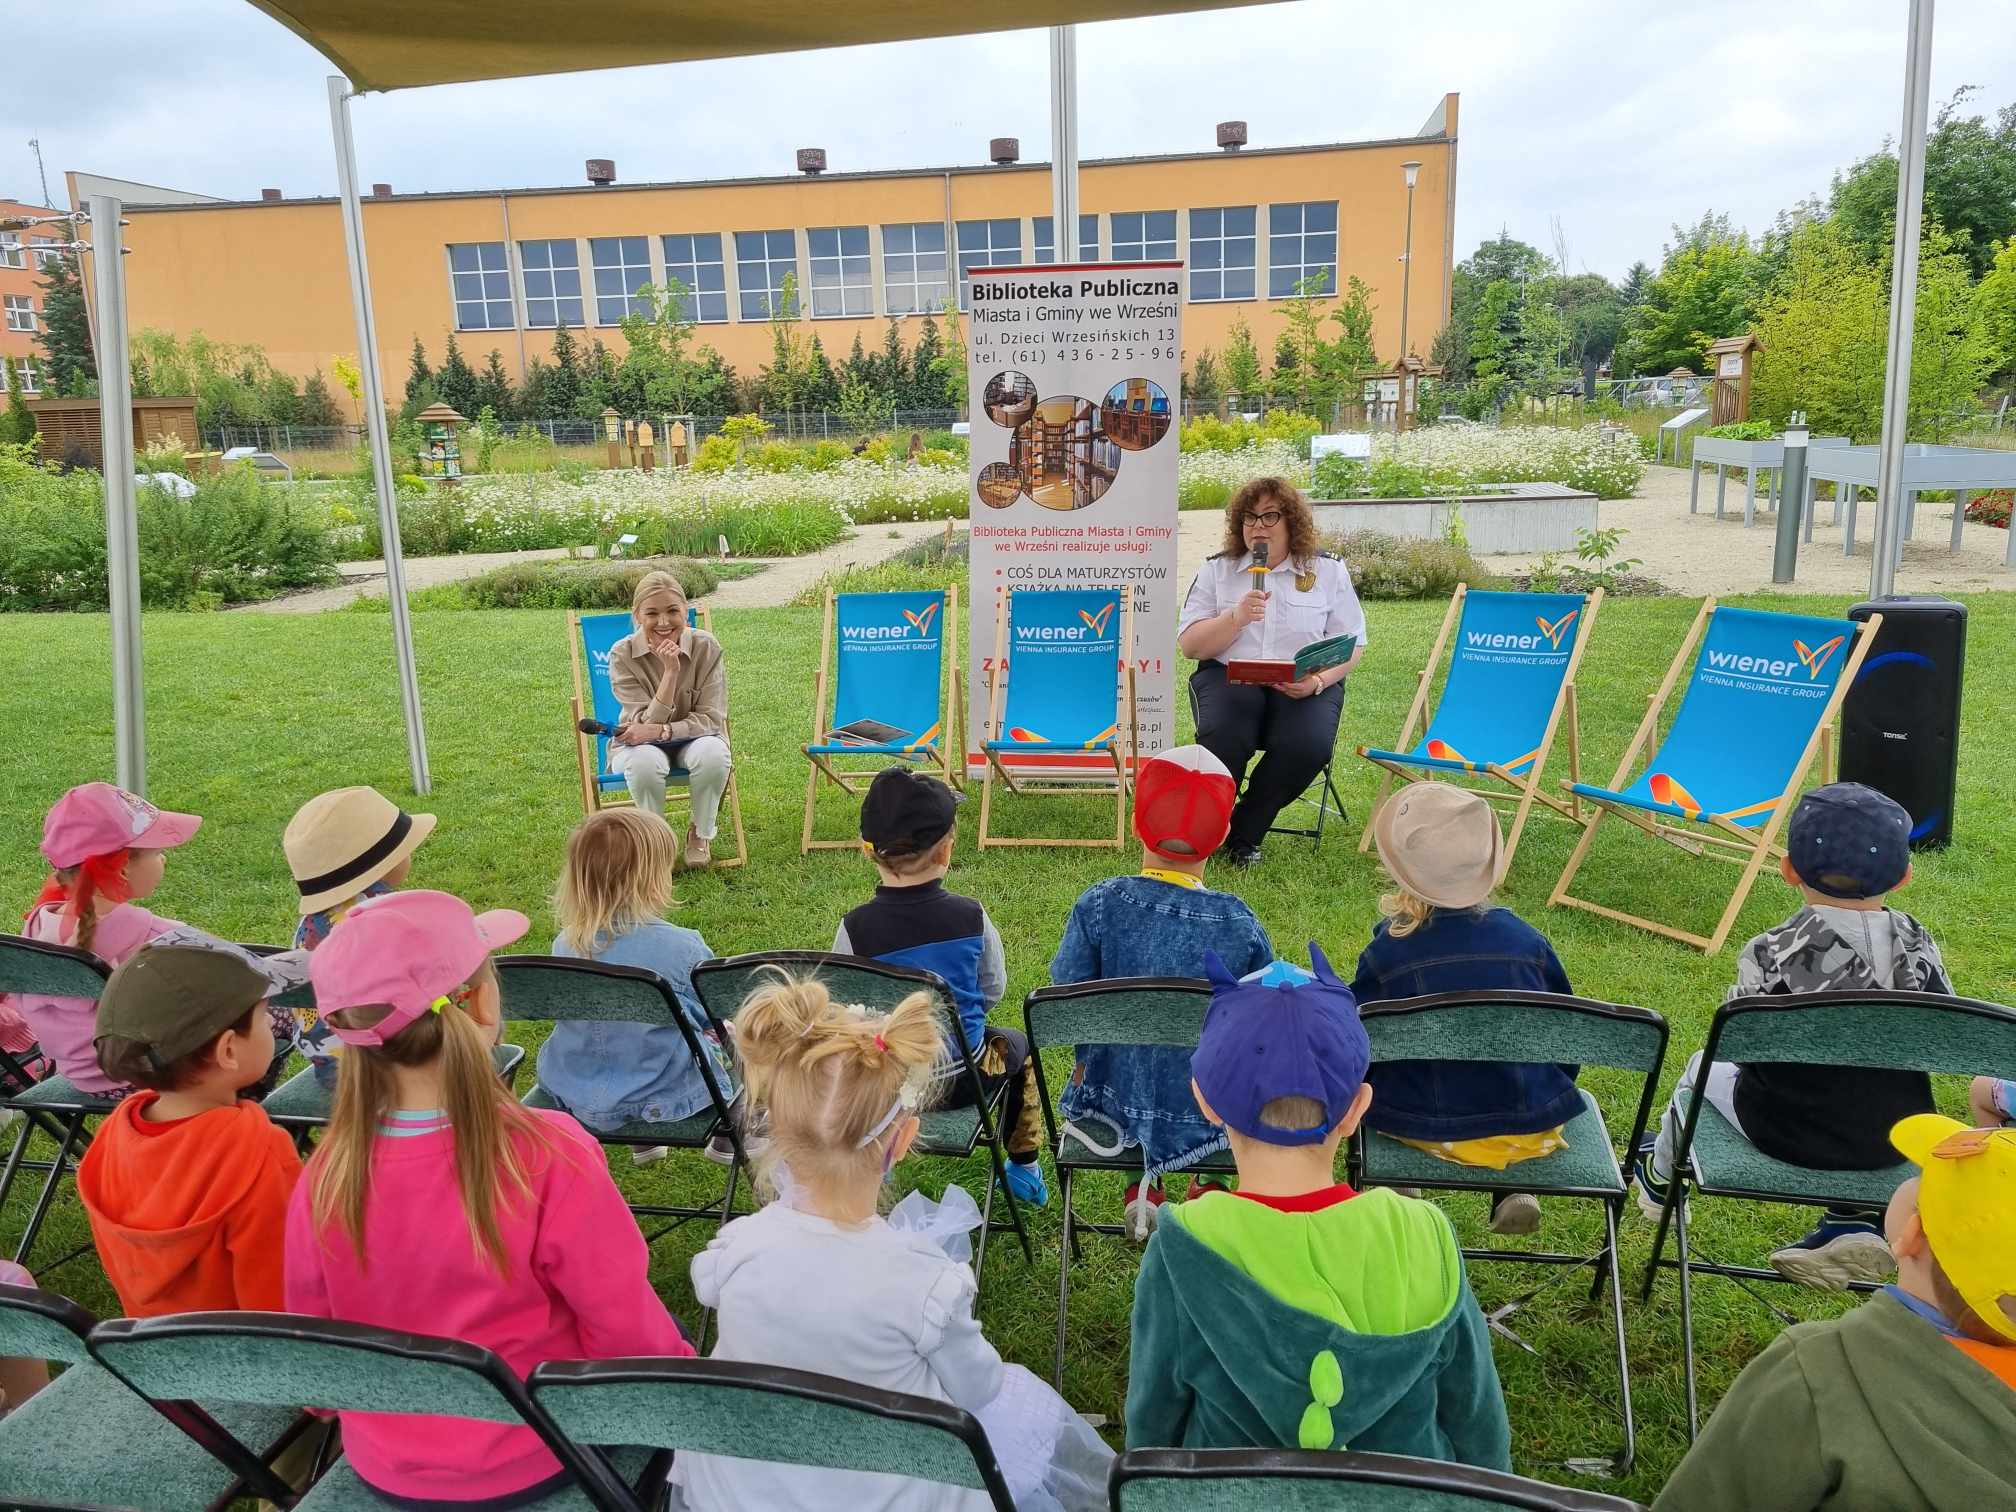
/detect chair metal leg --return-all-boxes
[1053,1166,1074,1392]
[13,1112,85,1266]
[1600,1199,1636,1477]
[973,1157,998,1298]
[1676,1192,1700,1440]
[0,1115,34,1215]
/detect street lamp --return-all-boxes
[1397,160,1422,370]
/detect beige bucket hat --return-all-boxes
[283,786,437,915]
[1370,783,1502,910]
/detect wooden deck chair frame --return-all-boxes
[87,1311,652,1512]
[1639,988,2016,1439]
[1357,584,1603,872]
[1111,1448,1651,1511]
[566,603,749,869]
[977,589,1138,850]
[1548,600,1875,953]
[689,951,1034,1290]
[529,1356,1020,1512]
[499,955,750,1242]
[801,587,965,853]
[1022,976,1234,1392]
[1344,990,1669,1479]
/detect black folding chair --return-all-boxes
[1111,1448,1650,1511]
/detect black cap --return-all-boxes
[860,768,960,854]
[1786,782,1912,899]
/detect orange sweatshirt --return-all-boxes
[77,1093,301,1316]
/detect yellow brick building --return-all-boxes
[71,96,1457,399]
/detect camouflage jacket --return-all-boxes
[1729,906,1951,1001]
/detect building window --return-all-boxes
[956,218,1023,309]
[1111,211,1176,262]
[32,239,65,272]
[881,223,948,315]
[1033,214,1101,264]
[1269,201,1338,298]
[12,358,38,395]
[660,233,727,323]
[1188,206,1257,301]
[589,236,654,325]
[3,295,34,333]
[735,229,798,320]
[517,239,583,329]
[0,233,21,269]
[448,242,513,330]
[807,226,872,318]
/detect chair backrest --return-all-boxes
[529,1357,1016,1511]
[1360,992,1667,1077]
[0,931,110,999]
[1415,590,1588,771]
[1623,606,1859,826]
[1110,1448,1649,1511]
[829,590,949,751]
[0,1282,96,1367]
[1707,990,2016,1080]
[999,588,1124,747]
[1023,977,1213,1054]
[575,603,704,775]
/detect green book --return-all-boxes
[1226,634,1358,686]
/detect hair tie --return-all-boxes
[873,1032,888,1052]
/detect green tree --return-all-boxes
[0,361,36,445]
[1616,212,1757,375]
[1269,330,1303,404]
[403,336,433,409]
[1830,88,2016,278]
[618,279,706,413]
[758,273,813,421]
[910,314,946,410]
[876,318,908,407]
[838,376,888,432]
[931,296,969,415]
[1974,236,2016,385]
[1274,271,1334,410]
[298,368,344,427]
[35,250,96,396]
[1187,349,1225,412]
[1468,279,1519,402]
[1324,274,1382,402]
[545,324,582,417]
[1223,314,1263,401]
[804,334,840,412]
[434,333,479,416]
[1444,231,1550,384]
[473,349,514,419]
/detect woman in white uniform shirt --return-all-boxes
[1177,477,1366,865]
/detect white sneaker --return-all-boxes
[630,1146,671,1166]
[1489,1192,1542,1236]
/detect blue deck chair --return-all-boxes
[1549,601,1878,953]
[567,603,748,867]
[802,589,964,852]
[1111,1449,1650,1511]
[977,587,1137,849]
[1358,585,1602,873]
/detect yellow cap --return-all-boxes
[1890,1114,2016,1342]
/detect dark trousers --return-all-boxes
[943,1026,1042,1163]
[1191,661,1346,850]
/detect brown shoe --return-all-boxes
[683,825,712,869]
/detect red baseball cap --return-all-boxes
[309,890,528,1047]
[1134,745,1236,861]
[41,783,202,870]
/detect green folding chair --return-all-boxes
[499,954,749,1240]
[1641,988,2016,1437]
[1022,976,1235,1390]
[1349,991,1669,1478]
[0,1281,307,1512]
[530,1355,1017,1511]
[689,951,1034,1283]
[0,933,117,1269]
[85,1311,658,1512]
[1110,1448,1650,1511]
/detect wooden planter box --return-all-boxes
[1310,483,1599,554]
[27,396,200,469]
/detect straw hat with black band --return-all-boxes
[284,787,437,916]
[1370,784,1504,909]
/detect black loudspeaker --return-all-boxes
[1840,595,1965,850]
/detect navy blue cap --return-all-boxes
[860,768,961,854]
[1191,943,1370,1146]
[1787,782,1911,899]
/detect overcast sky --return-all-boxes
[8,0,2014,281]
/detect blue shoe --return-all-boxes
[1003,1157,1049,1209]
[1631,1135,1676,1222]
[1769,1217,1893,1292]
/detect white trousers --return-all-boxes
[609,735,731,839]
[1649,1051,1743,1184]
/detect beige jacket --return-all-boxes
[608,627,728,741]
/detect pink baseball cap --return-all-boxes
[309,889,528,1047]
[41,783,202,870]
[1134,745,1237,861]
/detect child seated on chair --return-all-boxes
[286,890,690,1506]
[78,945,301,1316]
[1125,948,1510,1469]
[1969,1076,2014,1130]
[284,785,437,1090]
[536,809,734,1164]
[833,768,1046,1207]
[1634,783,1942,1290]
[1652,1115,2016,1512]
[1049,745,1274,1239]
[673,975,1110,1512]
[1352,785,1582,1238]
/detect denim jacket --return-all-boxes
[1051,876,1274,1178]
[1350,907,1581,1142]
[534,920,732,1134]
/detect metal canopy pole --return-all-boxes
[328,75,431,794]
[1868,0,1935,600]
[88,195,145,795]
[1048,26,1080,260]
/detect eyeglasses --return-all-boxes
[1245,509,1285,529]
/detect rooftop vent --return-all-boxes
[1216,120,1248,152]
[586,159,615,187]
[796,148,827,175]
[990,137,1020,165]
[259,187,283,201]
[371,183,392,198]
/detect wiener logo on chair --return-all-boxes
[1793,635,1844,681]
[1014,597,1120,644]
[903,601,941,635]
[1535,609,1579,650]
[1079,602,1116,637]
[841,599,943,642]
[1704,634,1845,684]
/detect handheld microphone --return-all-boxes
[577,717,625,737]
[1248,540,1269,576]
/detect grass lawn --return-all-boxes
[2,591,2012,1502]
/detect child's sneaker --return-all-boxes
[1123,1180,1164,1242]
[1631,1135,1678,1223]
[1769,1216,1894,1291]
[1186,1175,1232,1200]
[1489,1192,1541,1236]
[1003,1157,1048,1209]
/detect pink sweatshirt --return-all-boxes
[283,1107,690,1502]
[16,903,181,1092]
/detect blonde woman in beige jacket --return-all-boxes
[606,572,731,868]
